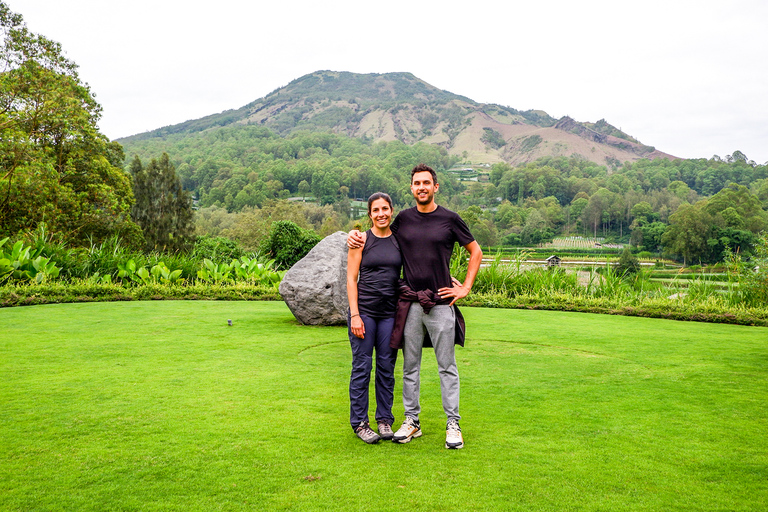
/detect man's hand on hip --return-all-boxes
[438,277,470,306]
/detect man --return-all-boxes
[348,164,483,449]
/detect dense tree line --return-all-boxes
[122,127,462,210]
[481,156,768,262]
[123,121,768,263]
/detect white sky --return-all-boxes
[12,0,768,163]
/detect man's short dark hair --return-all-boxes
[411,163,437,184]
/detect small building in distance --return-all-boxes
[546,255,561,267]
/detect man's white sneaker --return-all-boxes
[392,416,422,444]
[445,419,464,449]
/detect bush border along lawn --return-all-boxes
[0,282,281,307]
[2,282,766,326]
[1,301,766,511]
[463,292,768,327]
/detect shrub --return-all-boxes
[519,134,542,152]
[740,234,768,305]
[615,247,640,277]
[725,232,768,307]
[192,235,243,262]
[502,233,523,246]
[0,238,61,284]
[481,127,506,149]
[232,256,284,290]
[262,220,320,269]
[79,235,130,279]
[196,259,235,284]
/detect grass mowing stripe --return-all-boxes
[1,301,766,511]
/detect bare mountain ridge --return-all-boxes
[121,70,676,166]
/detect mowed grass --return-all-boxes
[1,302,766,511]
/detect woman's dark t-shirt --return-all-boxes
[356,230,402,318]
[390,205,475,305]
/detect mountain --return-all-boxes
[119,70,676,166]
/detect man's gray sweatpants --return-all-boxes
[402,304,460,422]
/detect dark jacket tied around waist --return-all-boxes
[389,279,466,350]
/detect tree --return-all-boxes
[318,213,344,237]
[502,232,523,246]
[638,222,667,253]
[0,2,138,244]
[662,203,713,264]
[667,180,692,200]
[708,227,756,262]
[704,183,768,233]
[311,170,340,205]
[521,209,552,245]
[494,201,524,230]
[582,188,617,237]
[262,220,320,269]
[615,247,640,277]
[569,196,589,235]
[298,180,310,200]
[753,179,768,209]
[458,205,499,246]
[481,127,506,149]
[458,205,483,227]
[489,162,511,186]
[527,196,564,230]
[630,201,655,223]
[130,154,194,252]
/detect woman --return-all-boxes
[346,192,401,444]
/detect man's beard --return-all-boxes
[414,192,433,204]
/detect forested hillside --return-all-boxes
[119,71,675,166]
[120,120,768,264]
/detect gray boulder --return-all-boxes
[279,231,349,325]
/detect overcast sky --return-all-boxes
[13,0,768,163]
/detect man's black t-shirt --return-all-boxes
[391,205,475,304]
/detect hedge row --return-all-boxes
[460,292,768,327]
[0,282,281,307]
[2,283,767,327]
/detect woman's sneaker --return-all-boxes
[355,422,381,444]
[445,419,464,449]
[392,416,422,444]
[377,422,394,441]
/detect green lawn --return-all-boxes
[1,301,766,511]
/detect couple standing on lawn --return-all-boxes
[346,163,483,449]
